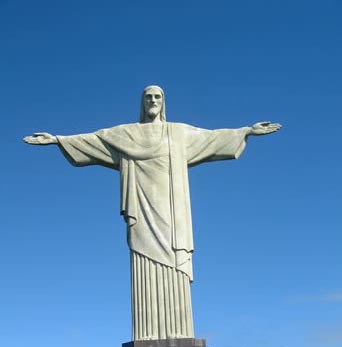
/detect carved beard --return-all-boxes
[146,107,160,120]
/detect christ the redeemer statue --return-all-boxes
[24,85,281,343]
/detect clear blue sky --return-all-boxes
[1,0,341,346]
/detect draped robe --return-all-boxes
[57,122,249,340]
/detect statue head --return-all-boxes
[140,85,166,123]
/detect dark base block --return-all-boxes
[122,338,206,347]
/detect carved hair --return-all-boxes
[139,85,166,123]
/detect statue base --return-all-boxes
[122,338,206,347]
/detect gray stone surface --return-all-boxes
[122,338,206,347]
[23,85,281,341]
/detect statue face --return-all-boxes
[143,87,163,120]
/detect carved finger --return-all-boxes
[24,138,39,144]
[268,124,281,129]
[269,129,281,134]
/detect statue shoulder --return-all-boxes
[111,122,139,130]
[92,123,140,142]
[96,122,139,133]
[166,122,195,130]
[167,122,208,134]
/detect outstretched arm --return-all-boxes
[247,122,282,136]
[23,132,58,145]
[184,121,281,167]
[23,130,120,169]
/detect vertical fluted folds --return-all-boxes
[131,252,194,340]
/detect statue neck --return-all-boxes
[144,114,162,123]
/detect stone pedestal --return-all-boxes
[122,338,206,347]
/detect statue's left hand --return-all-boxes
[249,121,282,136]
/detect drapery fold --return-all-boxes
[57,121,249,340]
[57,122,249,281]
[131,251,194,340]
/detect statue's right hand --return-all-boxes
[23,132,58,145]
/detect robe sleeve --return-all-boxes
[184,125,251,167]
[56,131,120,170]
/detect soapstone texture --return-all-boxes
[122,338,206,347]
[23,85,281,341]
[55,87,249,340]
[56,111,249,339]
